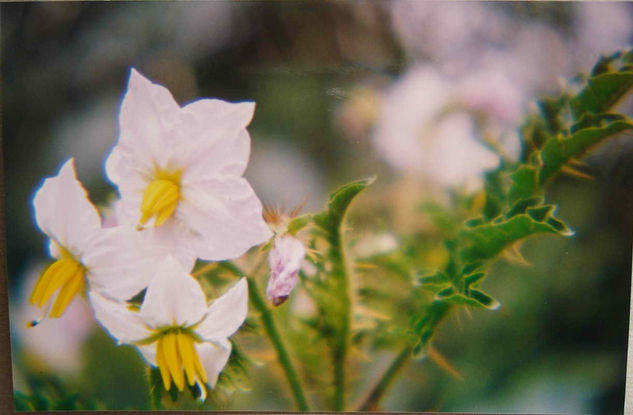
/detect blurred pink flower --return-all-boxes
[372,65,522,190]
[12,263,95,375]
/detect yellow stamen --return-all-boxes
[50,269,84,318]
[156,337,172,390]
[139,178,180,228]
[155,330,208,392]
[29,257,85,318]
[162,332,185,391]
[176,332,197,386]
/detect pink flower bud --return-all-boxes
[266,236,306,306]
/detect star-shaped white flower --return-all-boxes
[267,235,306,306]
[105,69,272,268]
[30,159,152,319]
[89,255,248,395]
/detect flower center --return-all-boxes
[29,252,85,319]
[155,329,207,391]
[139,170,182,228]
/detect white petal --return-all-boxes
[89,291,149,344]
[195,339,232,388]
[179,129,251,180]
[139,256,207,328]
[115,68,181,173]
[195,278,248,341]
[137,344,157,366]
[82,226,154,301]
[180,99,255,133]
[179,176,272,261]
[33,158,101,257]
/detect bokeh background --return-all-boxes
[3,1,633,413]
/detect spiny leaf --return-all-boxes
[570,67,633,118]
[538,118,633,183]
[468,289,501,310]
[508,166,539,204]
[313,177,375,241]
[459,209,571,263]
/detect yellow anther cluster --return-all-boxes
[139,179,180,227]
[29,256,85,318]
[155,331,208,391]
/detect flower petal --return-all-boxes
[137,343,157,366]
[194,339,232,388]
[82,226,155,301]
[139,256,207,328]
[179,176,272,261]
[180,99,255,134]
[179,129,251,181]
[89,291,149,344]
[33,158,101,257]
[195,278,248,341]
[115,68,181,172]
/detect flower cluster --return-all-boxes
[27,68,297,395]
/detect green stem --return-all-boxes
[357,347,411,411]
[329,223,352,411]
[246,277,310,411]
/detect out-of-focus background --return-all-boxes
[3,1,633,413]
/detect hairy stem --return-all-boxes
[246,277,310,411]
[358,347,411,411]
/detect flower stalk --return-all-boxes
[246,277,310,411]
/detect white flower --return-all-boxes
[105,68,272,267]
[89,256,248,395]
[30,158,151,318]
[267,235,306,306]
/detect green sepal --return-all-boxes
[287,213,313,235]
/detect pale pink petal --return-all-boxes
[195,278,248,341]
[195,339,232,388]
[137,344,157,366]
[266,236,305,306]
[89,291,150,344]
[179,99,255,136]
[139,256,207,329]
[179,129,250,181]
[115,68,180,172]
[32,158,101,258]
[82,226,155,301]
[179,176,272,261]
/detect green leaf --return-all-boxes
[313,177,375,242]
[418,271,449,286]
[538,118,633,183]
[459,209,571,263]
[148,367,164,409]
[469,289,501,310]
[570,70,633,118]
[464,272,486,289]
[508,166,539,204]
